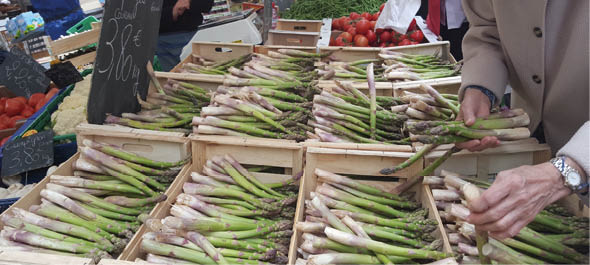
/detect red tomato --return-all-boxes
[365,30,377,44]
[28,93,45,108]
[409,41,420,45]
[5,98,25,117]
[349,12,361,20]
[353,35,369,47]
[375,28,384,35]
[388,43,397,47]
[372,12,380,21]
[356,19,370,35]
[369,21,376,30]
[340,32,353,43]
[0,98,6,114]
[332,19,341,30]
[398,39,412,46]
[408,18,417,31]
[409,30,425,42]
[21,105,34,118]
[0,114,8,127]
[379,42,387,48]
[35,98,49,112]
[8,115,24,128]
[0,137,9,147]
[45,87,59,102]
[361,12,372,20]
[13,97,27,105]
[379,3,385,12]
[379,31,392,43]
[0,124,6,130]
[346,27,357,37]
[334,36,345,46]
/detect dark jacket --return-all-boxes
[160,0,214,34]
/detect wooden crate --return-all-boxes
[0,251,93,265]
[0,125,191,262]
[289,147,451,264]
[43,24,101,67]
[267,30,320,47]
[276,19,324,33]
[303,141,414,153]
[421,138,552,179]
[118,135,305,262]
[254,45,317,56]
[171,41,254,73]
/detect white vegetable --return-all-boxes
[51,74,92,136]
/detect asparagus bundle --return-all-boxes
[308,65,409,144]
[179,54,253,75]
[0,139,189,262]
[192,49,326,141]
[315,59,388,81]
[295,168,454,265]
[426,171,589,264]
[379,50,461,82]
[105,76,210,134]
[139,154,301,264]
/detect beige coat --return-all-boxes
[459,0,589,161]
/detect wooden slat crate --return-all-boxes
[0,125,191,262]
[316,80,394,97]
[118,135,305,262]
[0,251,93,265]
[254,45,317,56]
[43,23,101,67]
[421,138,552,179]
[392,76,461,97]
[267,30,321,47]
[276,19,324,33]
[289,146,451,264]
[171,42,254,73]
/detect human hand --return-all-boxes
[466,162,571,239]
[173,0,191,21]
[455,88,500,152]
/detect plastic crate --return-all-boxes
[66,16,98,35]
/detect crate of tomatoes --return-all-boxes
[0,85,60,147]
[330,6,425,47]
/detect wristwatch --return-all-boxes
[550,156,589,194]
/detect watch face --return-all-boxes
[566,171,582,187]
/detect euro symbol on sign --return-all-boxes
[134,29,142,47]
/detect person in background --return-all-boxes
[456,1,589,239]
[157,0,213,71]
[30,0,85,40]
[417,0,468,60]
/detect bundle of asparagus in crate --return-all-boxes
[295,168,454,265]
[315,59,388,82]
[379,50,461,81]
[139,154,300,264]
[193,49,329,141]
[105,77,208,134]
[425,171,589,264]
[179,54,253,75]
[309,63,409,144]
[0,139,188,262]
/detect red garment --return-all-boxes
[426,0,441,35]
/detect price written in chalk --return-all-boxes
[1,131,54,177]
[88,0,163,124]
[0,48,50,98]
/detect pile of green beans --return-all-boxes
[282,0,385,20]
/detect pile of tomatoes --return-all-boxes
[0,87,59,131]
[329,5,425,47]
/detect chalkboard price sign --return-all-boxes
[0,47,50,98]
[88,0,164,124]
[1,131,54,177]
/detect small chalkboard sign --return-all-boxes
[88,0,164,124]
[1,131,54,177]
[45,61,83,89]
[0,47,50,98]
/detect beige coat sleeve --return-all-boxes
[459,0,508,106]
[557,121,589,205]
